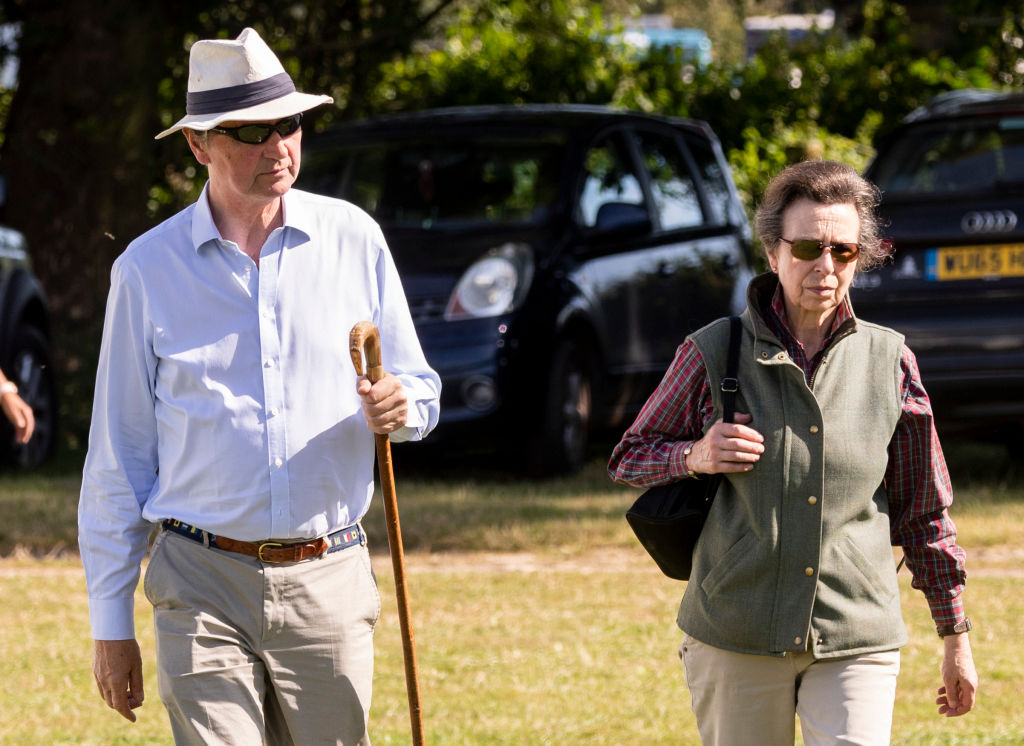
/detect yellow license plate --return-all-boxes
[926,243,1024,280]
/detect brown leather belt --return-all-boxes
[162,519,364,563]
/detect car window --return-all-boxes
[686,136,731,225]
[302,136,565,228]
[871,116,1024,195]
[579,132,646,229]
[634,129,703,230]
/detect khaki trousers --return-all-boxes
[680,634,900,746]
[144,528,380,745]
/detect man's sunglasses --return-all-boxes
[209,114,302,145]
[779,237,860,263]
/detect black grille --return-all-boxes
[408,296,447,323]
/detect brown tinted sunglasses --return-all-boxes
[779,238,860,263]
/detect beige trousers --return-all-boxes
[144,528,380,745]
[680,633,900,746]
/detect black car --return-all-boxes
[0,210,56,468]
[853,89,1024,436]
[301,105,754,473]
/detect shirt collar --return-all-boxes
[279,188,315,245]
[191,183,221,253]
[766,280,855,347]
[190,183,314,253]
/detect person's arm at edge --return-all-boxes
[0,369,35,443]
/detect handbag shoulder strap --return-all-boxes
[721,316,741,424]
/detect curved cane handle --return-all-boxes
[349,321,384,383]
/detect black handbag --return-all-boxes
[625,316,742,580]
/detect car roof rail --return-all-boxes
[903,88,1008,123]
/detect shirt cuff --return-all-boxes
[88,596,137,640]
[668,440,696,479]
[925,591,965,631]
[389,375,439,443]
[390,403,428,443]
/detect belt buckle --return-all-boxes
[258,541,284,562]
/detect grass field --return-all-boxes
[1,441,1022,744]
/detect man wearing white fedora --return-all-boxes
[78,27,440,744]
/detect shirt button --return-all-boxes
[794,637,803,646]
[265,359,276,368]
[776,353,786,360]
[274,457,283,468]
[807,496,818,505]
[269,408,279,417]
[805,567,815,576]
[809,425,819,434]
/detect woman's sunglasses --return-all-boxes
[779,237,860,263]
[210,113,302,145]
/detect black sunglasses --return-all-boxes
[779,237,861,263]
[210,114,302,145]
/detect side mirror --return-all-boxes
[594,201,650,231]
[591,202,653,241]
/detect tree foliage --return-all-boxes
[371,1,629,111]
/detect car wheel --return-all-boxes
[1,325,57,468]
[527,339,593,475]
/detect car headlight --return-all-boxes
[444,243,534,320]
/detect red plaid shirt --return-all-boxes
[609,288,967,629]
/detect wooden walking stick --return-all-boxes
[349,321,425,746]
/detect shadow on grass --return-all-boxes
[365,435,639,554]
[3,431,1019,558]
[393,435,621,483]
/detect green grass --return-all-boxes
[1,441,1022,744]
[0,471,80,556]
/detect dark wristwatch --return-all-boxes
[937,617,972,637]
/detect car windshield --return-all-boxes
[303,134,566,228]
[871,116,1024,195]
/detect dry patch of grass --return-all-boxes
[2,445,1022,744]
[2,552,1022,745]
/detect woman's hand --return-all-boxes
[936,633,978,717]
[687,413,764,475]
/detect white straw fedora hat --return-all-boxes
[155,27,333,139]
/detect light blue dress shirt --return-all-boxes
[79,185,440,639]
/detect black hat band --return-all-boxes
[185,72,296,116]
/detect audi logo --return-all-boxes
[961,209,1018,234]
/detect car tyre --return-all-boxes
[526,339,593,475]
[1,325,57,468]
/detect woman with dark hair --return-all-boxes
[610,160,977,745]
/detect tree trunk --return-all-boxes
[1,1,199,448]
